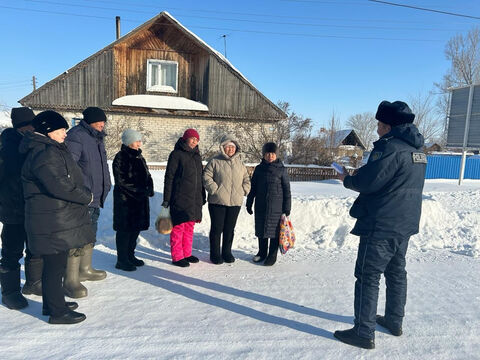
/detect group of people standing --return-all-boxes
[162,129,292,268]
[0,107,293,325]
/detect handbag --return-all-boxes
[278,214,295,254]
[155,206,173,235]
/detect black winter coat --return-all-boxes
[344,123,426,238]
[20,132,94,255]
[65,120,111,208]
[0,128,27,224]
[113,145,154,232]
[246,159,291,239]
[163,138,206,226]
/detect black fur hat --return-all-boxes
[82,107,107,124]
[32,110,69,136]
[375,100,415,127]
[262,142,278,155]
[11,107,35,129]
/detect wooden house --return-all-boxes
[19,11,285,160]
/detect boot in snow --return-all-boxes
[22,258,43,296]
[209,236,223,264]
[49,309,86,325]
[252,238,268,263]
[128,236,144,267]
[221,233,235,263]
[334,328,375,350]
[263,238,279,266]
[1,269,28,310]
[79,243,107,281]
[63,252,88,298]
[376,315,403,336]
[116,232,136,271]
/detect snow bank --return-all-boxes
[94,171,480,258]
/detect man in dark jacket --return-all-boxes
[334,101,426,349]
[64,107,111,292]
[0,107,43,310]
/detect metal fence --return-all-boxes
[425,155,480,179]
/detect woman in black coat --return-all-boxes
[113,129,154,271]
[246,142,291,266]
[20,110,94,324]
[162,128,206,267]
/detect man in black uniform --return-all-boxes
[334,100,426,349]
[0,107,43,309]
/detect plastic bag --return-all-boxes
[155,207,173,235]
[278,214,295,254]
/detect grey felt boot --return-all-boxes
[79,243,107,281]
[63,251,88,298]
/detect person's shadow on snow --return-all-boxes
[93,246,351,340]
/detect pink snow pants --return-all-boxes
[170,221,195,262]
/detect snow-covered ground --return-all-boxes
[1,172,479,359]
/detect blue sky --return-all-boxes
[0,0,478,128]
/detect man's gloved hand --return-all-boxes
[161,201,169,208]
[246,206,253,215]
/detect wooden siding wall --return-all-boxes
[207,55,281,119]
[113,23,210,104]
[24,51,114,108]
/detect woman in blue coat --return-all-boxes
[246,142,291,266]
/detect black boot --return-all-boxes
[43,301,78,316]
[263,238,279,266]
[209,235,223,265]
[376,315,403,336]
[222,233,235,263]
[252,238,268,263]
[1,269,28,310]
[128,233,144,267]
[48,309,86,324]
[333,328,375,349]
[172,259,190,267]
[22,258,43,296]
[116,232,136,271]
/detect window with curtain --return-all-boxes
[147,59,178,93]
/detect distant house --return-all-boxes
[424,142,443,153]
[19,12,285,160]
[324,129,366,165]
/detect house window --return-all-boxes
[147,59,178,93]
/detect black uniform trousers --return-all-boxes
[42,251,69,317]
[208,204,241,258]
[353,234,409,339]
[0,224,35,271]
[116,231,140,263]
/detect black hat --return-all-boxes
[32,110,69,136]
[82,107,107,124]
[262,142,278,155]
[11,107,35,129]
[375,100,415,127]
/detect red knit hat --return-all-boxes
[182,128,200,141]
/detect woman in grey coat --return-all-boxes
[203,134,250,264]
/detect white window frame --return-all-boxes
[146,59,178,93]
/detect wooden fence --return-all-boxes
[147,164,348,181]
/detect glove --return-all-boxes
[161,201,169,208]
[246,206,253,215]
[284,210,290,216]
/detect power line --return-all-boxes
[368,0,480,20]
[0,5,444,42]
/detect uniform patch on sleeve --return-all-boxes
[412,152,427,164]
[370,151,383,161]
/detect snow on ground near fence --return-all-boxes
[1,173,479,359]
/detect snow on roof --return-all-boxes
[112,94,209,112]
[0,109,11,127]
[326,129,359,148]
[162,12,258,94]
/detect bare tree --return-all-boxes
[408,91,444,143]
[435,27,480,138]
[346,112,377,150]
[233,101,312,162]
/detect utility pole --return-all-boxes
[32,76,36,91]
[221,34,227,58]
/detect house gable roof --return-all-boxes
[20,11,285,119]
